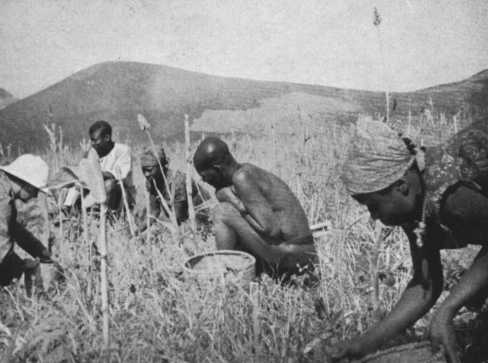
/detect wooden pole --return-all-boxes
[184,114,197,232]
[85,149,110,352]
[118,178,135,237]
[145,187,151,244]
[80,183,92,301]
[99,203,109,349]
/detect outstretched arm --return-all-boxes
[334,227,443,359]
[12,222,52,262]
[429,184,488,363]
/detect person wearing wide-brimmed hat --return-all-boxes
[0,154,52,292]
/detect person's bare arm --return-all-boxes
[333,227,443,359]
[232,170,280,238]
[12,222,52,262]
[215,186,246,213]
[102,171,116,180]
[0,200,12,262]
[429,184,488,363]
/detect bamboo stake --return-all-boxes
[184,114,197,232]
[86,149,110,352]
[145,187,151,244]
[116,172,135,238]
[99,203,109,348]
[57,194,63,240]
[80,183,92,301]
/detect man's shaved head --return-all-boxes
[194,137,231,172]
[193,137,236,189]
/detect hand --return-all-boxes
[215,187,246,213]
[429,312,461,363]
[38,247,53,264]
[79,138,91,156]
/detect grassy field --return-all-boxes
[0,110,483,362]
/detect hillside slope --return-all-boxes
[0,88,16,110]
[0,61,484,151]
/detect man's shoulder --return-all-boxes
[113,143,131,154]
[235,163,265,177]
[233,164,258,184]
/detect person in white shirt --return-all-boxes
[64,120,135,212]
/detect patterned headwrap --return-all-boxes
[140,146,168,168]
[341,119,422,195]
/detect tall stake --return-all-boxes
[145,187,151,244]
[373,7,389,123]
[116,172,135,237]
[184,114,197,232]
[99,203,109,348]
[80,184,92,301]
[85,149,109,352]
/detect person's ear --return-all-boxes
[396,179,410,196]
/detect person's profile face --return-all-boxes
[90,129,111,156]
[198,166,225,189]
[354,186,416,226]
[142,165,160,180]
[18,181,38,202]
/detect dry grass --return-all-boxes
[0,111,480,362]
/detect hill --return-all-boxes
[0,88,16,110]
[0,61,485,151]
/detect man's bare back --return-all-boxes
[231,163,311,244]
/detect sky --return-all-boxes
[0,0,487,98]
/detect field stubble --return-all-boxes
[0,113,480,362]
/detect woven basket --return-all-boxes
[183,250,256,288]
[361,342,446,363]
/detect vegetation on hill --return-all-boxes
[0,88,16,110]
[0,61,486,152]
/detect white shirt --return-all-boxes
[99,143,133,187]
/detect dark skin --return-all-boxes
[194,137,316,274]
[89,128,116,181]
[334,167,488,363]
[141,164,187,225]
[6,175,52,261]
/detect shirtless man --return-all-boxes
[193,137,317,277]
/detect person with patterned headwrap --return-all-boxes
[139,146,209,228]
[333,118,488,363]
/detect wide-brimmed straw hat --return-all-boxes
[0,154,49,191]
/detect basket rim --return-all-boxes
[361,341,440,362]
[182,249,256,273]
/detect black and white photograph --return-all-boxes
[0,1,487,362]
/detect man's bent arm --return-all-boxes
[12,222,51,261]
[233,171,280,237]
[216,187,246,213]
